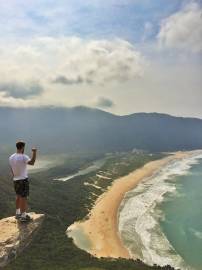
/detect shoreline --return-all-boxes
[67,151,192,259]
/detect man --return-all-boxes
[9,141,37,222]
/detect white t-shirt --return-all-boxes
[9,153,31,181]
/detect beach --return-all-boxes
[67,151,191,259]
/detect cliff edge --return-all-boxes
[0,213,44,268]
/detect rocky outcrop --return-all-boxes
[0,213,44,268]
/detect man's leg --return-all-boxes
[14,181,21,216]
[19,197,32,221]
[19,179,32,221]
[16,195,21,216]
[16,195,20,209]
[20,197,28,214]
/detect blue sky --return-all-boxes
[0,0,185,40]
[0,0,201,118]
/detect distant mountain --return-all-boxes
[0,106,202,154]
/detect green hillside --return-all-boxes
[0,151,175,270]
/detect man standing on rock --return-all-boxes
[9,141,37,222]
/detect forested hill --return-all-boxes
[0,106,202,154]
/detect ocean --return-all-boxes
[118,150,202,270]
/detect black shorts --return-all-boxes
[14,178,29,197]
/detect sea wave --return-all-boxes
[118,150,202,270]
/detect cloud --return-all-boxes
[94,97,115,108]
[52,75,91,85]
[0,37,145,89]
[0,81,43,99]
[157,2,202,53]
[49,37,145,85]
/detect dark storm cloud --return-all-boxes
[95,97,114,108]
[0,81,43,99]
[52,75,92,85]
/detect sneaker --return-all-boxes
[15,213,21,220]
[19,214,32,222]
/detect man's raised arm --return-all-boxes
[28,148,37,165]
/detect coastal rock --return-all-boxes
[0,213,44,268]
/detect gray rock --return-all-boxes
[0,213,44,268]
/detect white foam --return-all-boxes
[118,150,202,270]
[189,228,202,240]
[53,158,106,181]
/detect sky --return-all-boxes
[0,0,201,118]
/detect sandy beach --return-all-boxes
[67,151,190,259]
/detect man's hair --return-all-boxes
[16,141,25,150]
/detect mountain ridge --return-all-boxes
[0,105,202,120]
[1,106,202,154]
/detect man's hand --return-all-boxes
[32,148,37,152]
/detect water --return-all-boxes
[118,151,202,270]
[67,225,92,252]
[54,157,106,181]
[160,158,202,270]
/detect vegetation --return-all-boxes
[1,106,202,155]
[0,151,176,270]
